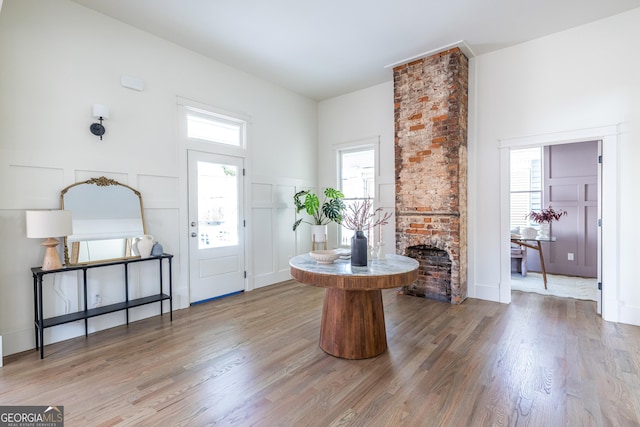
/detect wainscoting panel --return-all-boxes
[137,174,180,208]
[252,207,274,277]
[251,179,300,289]
[74,170,129,185]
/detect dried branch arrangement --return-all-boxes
[341,199,392,231]
[527,206,567,224]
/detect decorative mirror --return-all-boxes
[61,177,146,265]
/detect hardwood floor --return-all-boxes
[2,281,639,426]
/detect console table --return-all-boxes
[289,254,418,359]
[31,253,173,359]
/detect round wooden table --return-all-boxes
[289,254,418,359]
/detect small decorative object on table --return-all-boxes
[309,249,341,264]
[377,243,386,260]
[151,242,164,256]
[341,199,392,267]
[520,227,537,239]
[527,206,567,238]
[135,235,154,258]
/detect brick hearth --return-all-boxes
[393,47,468,303]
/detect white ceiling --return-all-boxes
[71,0,640,100]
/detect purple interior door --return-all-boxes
[527,141,598,278]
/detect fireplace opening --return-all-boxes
[404,245,452,302]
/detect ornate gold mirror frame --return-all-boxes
[60,177,147,265]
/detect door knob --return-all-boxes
[191,232,197,237]
[191,221,196,227]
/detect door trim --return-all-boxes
[498,125,620,322]
[187,150,247,303]
[177,99,252,308]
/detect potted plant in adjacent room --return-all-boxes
[293,188,346,248]
[527,206,567,238]
[341,198,392,266]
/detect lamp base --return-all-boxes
[41,237,63,271]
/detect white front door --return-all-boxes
[188,150,245,303]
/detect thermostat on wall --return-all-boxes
[121,75,144,91]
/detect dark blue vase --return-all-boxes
[351,230,368,266]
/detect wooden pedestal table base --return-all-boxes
[290,254,419,360]
[320,289,387,359]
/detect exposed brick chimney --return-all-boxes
[393,48,468,303]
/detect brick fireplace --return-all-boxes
[393,48,468,304]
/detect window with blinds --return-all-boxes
[338,146,375,245]
[510,147,542,229]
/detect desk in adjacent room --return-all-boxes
[289,254,418,360]
[510,236,556,289]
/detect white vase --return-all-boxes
[135,235,154,258]
[311,225,327,250]
[520,227,537,239]
[538,223,550,239]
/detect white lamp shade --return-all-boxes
[26,210,73,238]
[92,104,109,119]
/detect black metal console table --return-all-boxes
[31,253,173,359]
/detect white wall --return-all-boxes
[318,8,640,325]
[473,8,639,324]
[318,82,396,248]
[0,0,316,356]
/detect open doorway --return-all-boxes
[509,141,599,301]
[499,125,621,319]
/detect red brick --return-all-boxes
[432,136,447,144]
[394,47,468,304]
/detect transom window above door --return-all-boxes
[186,109,246,148]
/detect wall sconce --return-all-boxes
[26,210,73,270]
[90,104,109,140]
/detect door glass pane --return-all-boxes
[197,161,238,248]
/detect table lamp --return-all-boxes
[26,210,73,270]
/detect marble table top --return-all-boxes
[289,253,419,277]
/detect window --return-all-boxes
[195,160,239,249]
[510,147,542,229]
[338,146,375,245]
[186,108,245,147]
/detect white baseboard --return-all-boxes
[252,270,292,289]
[471,282,501,302]
[2,327,35,358]
[2,304,182,357]
[620,303,640,327]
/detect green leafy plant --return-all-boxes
[293,188,345,231]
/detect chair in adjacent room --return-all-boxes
[511,243,527,276]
